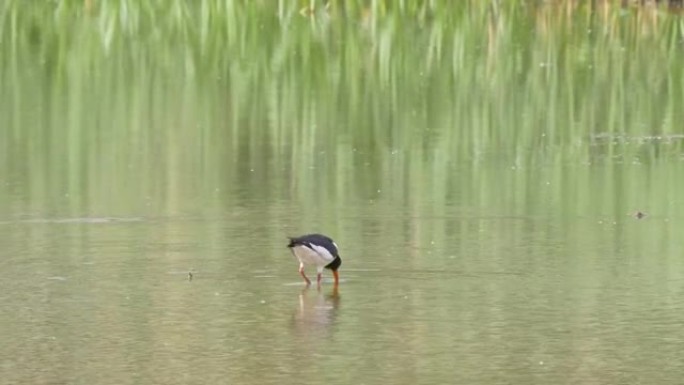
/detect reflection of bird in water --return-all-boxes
[287,234,342,287]
[291,286,340,339]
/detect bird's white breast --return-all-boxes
[292,244,334,267]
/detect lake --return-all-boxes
[1,2,684,384]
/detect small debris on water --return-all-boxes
[633,211,646,219]
[188,272,193,281]
[260,300,266,304]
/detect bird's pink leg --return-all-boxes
[299,265,311,286]
[317,272,322,287]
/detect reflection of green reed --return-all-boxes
[0,1,683,217]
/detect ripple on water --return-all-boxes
[24,217,145,224]
[282,279,347,286]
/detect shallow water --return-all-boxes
[3,2,684,384]
[2,186,684,384]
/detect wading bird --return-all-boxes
[287,234,341,286]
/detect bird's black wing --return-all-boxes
[287,233,338,256]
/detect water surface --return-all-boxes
[2,2,684,384]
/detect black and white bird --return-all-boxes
[287,233,341,286]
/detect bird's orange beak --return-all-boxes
[332,270,340,286]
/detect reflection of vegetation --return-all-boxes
[0,1,682,217]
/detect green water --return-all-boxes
[2,1,684,384]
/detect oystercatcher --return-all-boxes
[287,234,341,286]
